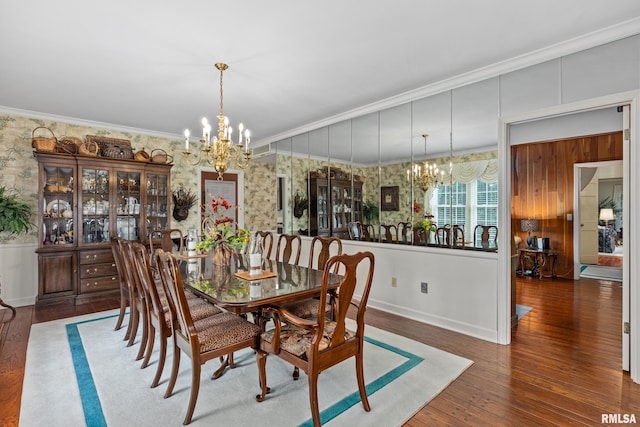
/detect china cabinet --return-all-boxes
[35,152,172,304]
[308,169,363,238]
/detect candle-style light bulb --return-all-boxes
[238,123,244,144]
[184,129,190,151]
[204,123,211,146]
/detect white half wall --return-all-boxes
[284,236,499,343]
[0,243,38,308]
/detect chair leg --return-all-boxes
[114,287,128,331]
[308,371,321,427]
[355,352,371,412]
[124,287,136,341]
[136,304,149,361]
[127,304,139,347]
[141,322,155,369]
[255,349,269,402]
[164,337,180,399]
[151,333,168,388]
[183,360,201,425]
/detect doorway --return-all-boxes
[500,98,633,377]
[574,161,624,279]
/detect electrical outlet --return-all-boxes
[420,282,428,293]
[391,277,397,287]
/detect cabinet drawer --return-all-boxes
[80,262,117,279]
[79,249,114,265]
[79,275,119,293]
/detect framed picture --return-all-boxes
[381,186,399,211]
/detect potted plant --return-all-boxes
[0,186,33,236]
[363,200,378,224]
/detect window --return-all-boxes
[476,181,498,225]
[431,180,498,242]
[434,182,468,229]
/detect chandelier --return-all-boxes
[413,134,444,192]
[183,63,251,180]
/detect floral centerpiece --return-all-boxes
[196,195,250,266]
[414,218,436,232]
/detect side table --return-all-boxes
[517,248,560,279]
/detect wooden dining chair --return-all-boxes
[281,236,342,379]
[361,223,376,242]
[451,225,466,248]
[256,251,376,427]
[274,233,302,265]
[255,230,274,260]
[435,226,451,247]
[413,226,428,246]
[149,229,185,254]
[130,244,223,387]
[381,224,397,243]
[397,221,412,244]
[117,239,149,359]
[111,236,134,339]
[307,236,342,272]
[156,251,263,425]
[474,225,498,248]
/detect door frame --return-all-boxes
[573,160,623,279]
[498,90,636,379]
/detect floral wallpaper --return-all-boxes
[0,110,497,245]
[0,112,275,244]
[274,150,497,233]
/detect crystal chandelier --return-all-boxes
[183,63,251,180]
[413,134,444,192]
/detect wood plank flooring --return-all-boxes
[1,276,639,426]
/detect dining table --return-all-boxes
[178,255,342,320]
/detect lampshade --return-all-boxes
[599,208,615,222]
[520,219,539,233]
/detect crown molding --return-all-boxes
[0,106,182,141]
[256,17,640,148]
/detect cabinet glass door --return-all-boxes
[116,171,142,241]
[146,173,169,233]
[318,184,328,231]
[353,184,362,223]
[80,167,111,244]
[42,165,75,246]
[331,184,352,230]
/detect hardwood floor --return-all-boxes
[1,276,639,426]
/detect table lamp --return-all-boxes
[599,208,615,227]
[520,219,539,249]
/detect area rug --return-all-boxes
[20,310,472,427]
[580,265,623,282]
[516,304,532,321]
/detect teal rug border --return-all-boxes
[65,314,424,427]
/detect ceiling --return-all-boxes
[2,1,640,160]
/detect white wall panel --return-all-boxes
[0,243,38,307]
[562,35,640,103]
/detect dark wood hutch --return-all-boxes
[308,167,363,239]
[35,151,172,305]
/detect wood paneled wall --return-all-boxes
[511,131,623,277]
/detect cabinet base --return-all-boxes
[36,289,119,306]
